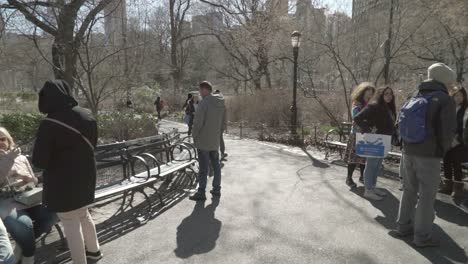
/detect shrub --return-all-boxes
[98,111,158,141]
[0,113,44,145]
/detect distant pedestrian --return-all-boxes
[32,80,103,263]
[189,81,226,201]
[183,94,195,136]
[440,86,468,197]
[214,90,228,160]
[354,86,396,201]
[344,82,375,188]
[393,63,457,247]
[155,97,164,119]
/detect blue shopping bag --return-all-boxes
[355,133,391,158]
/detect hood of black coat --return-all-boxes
[418,80,448,94]
[38,80,78,114]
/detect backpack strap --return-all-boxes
[44,118,94,151]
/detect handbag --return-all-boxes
[14,186,42,206]
[355,133,392,158]
[44,118,94,150]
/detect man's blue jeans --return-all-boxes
[3,205,58,257]
[197,150,221,193]
[364,157,384,190]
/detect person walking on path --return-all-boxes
[32,80,103,263]
[0,127,58,264]
[214,90,228,160]
[344,82,375,188]
[440,86,468,197]
[183,94,196,136]
[392,63,457,248]
[189,81,226,201]
[155,96,164,119]
[354,86,397,201]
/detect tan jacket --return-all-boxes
[192,94,226,151]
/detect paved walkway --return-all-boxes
[76,121,468,263]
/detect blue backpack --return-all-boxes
[398,92,437,144]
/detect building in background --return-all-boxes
[192,12,224,34]
[104,0,127,46]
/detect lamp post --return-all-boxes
[291,31,301,143]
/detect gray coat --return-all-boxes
[192,94,226,151]
[402,80,456,158]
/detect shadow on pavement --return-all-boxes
[174,198,222,259]
[301,148,330,169]
[352,187,468,264]
[351,186,399,230]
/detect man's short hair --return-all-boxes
[199,81,213,91]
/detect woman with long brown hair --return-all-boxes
[440,86,468,197]
[354,86,397,200]
[344,82,376,188]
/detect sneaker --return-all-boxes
[189,192,206,201]
[374,188,387,196]
[210,190,221,197]
[389,229,414,238]
[364,189,383,201]
[86,250,103,261]
[346,178,357,188]
[359,176,364,183]
[460,198,468,213]
[414,238,440,248]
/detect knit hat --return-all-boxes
[427,63,456,86]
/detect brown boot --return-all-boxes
[439,179,453,195]
[452,182,465,198]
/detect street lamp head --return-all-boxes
[291,31,301,48]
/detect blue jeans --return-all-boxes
[364,157,383,190]
[3,205,58,257]
[197,150,221,193]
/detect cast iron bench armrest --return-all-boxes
[171,143,193,161]
[130,155,151,181]
[138,153,161,177]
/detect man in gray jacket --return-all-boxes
[393,63,457,247]
[190,81,226,201]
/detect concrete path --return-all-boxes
[85,121,468,263]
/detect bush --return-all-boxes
[98,111,158,141]
[0,113,44,145]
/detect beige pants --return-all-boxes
[57,207,100,264]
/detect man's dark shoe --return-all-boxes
[346,178,357,188]
[189,192,206,201]
[414,238,440,248]
[389,229,414,238]
[210,190,221,197]
[86,250,103,261]
[358,176,364,183]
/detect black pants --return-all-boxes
[187,115,194,136]
[443,145,468,182]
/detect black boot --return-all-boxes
[346,177,357,188]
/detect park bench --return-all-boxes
[38,130,198,246]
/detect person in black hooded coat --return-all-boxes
[32,80,102,263]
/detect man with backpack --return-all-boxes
[393,63,457,247]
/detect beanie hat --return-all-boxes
[427,63,456,85]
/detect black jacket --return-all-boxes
[32,80,98,212]
[455,106,468,145]
[354,104,396,136]
[402,80,456,158]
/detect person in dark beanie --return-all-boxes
[32,80,102,263]
[190,81,226,201]
[392,63,457,248]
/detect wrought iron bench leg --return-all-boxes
[149,184,165,206]
[55,224,66,248]
[136,189,152,223]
